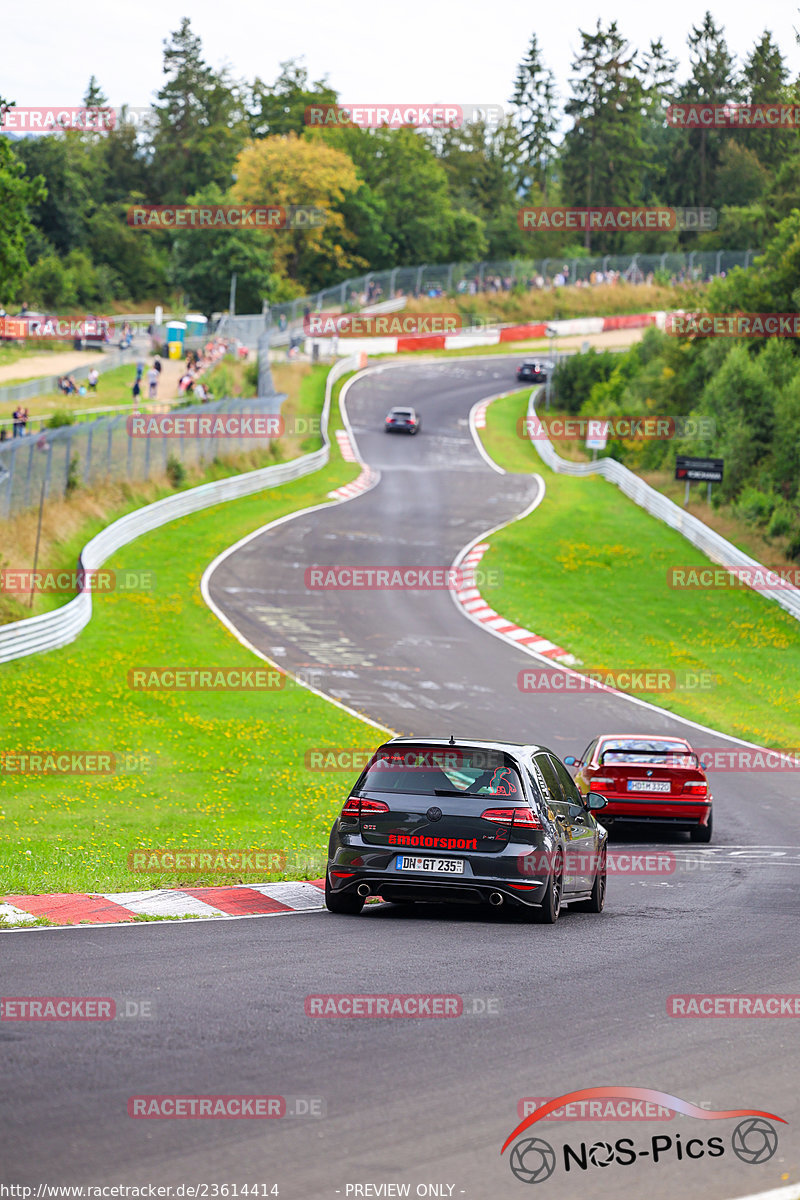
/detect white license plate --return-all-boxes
[395,856,465,874]
[627,780,671,792]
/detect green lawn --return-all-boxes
[479,391,800,748]
[0,371,386,898]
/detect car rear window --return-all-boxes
[358,745,523,797]
[599,739,694,765]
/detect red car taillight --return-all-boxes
[340,796,389,817]
[589,777,616,792]
[481,806,542,830]
[682,780,708,795]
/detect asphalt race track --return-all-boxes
[3,356,798,1199]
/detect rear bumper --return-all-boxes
[599,797,712,827]
[327,844,552,907]
[328,869,549,907]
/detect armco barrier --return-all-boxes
[527,390,800,623]
[0,353,364,664]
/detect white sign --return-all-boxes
[586,419,609,450]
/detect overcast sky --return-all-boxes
[4,0,800,117]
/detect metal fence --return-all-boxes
[527,389,800,625]
[0,357,279,519]
[263,249,759,337]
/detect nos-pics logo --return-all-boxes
[501,1087,785,1184]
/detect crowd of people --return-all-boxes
[177,339,229,398]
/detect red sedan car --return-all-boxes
[565,734,712,842]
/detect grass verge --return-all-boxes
[478,390,800,749]
[0,367,385,898]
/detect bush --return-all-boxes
[46,410,75,429]
[733,487,776,527]
[767,502,795,539]
[166,454,186,488]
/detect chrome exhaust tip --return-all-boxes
[488,891,504,906]
[357,883,372,897]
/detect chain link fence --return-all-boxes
[0,357,282,519]
[263,249,758,338]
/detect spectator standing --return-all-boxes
[88,367,99,392]
[147,366,158,399]
[132,376,141,405]
[153,357,162,376]
[12,405,23,437]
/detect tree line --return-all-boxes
[0,13,799,313]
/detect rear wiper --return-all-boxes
[433,788,468,797]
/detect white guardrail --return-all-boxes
[528,389,800,623]
[0,353,363,664]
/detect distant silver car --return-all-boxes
[384,407,421,434]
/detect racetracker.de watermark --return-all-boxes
[518,851,682,877]
[517,1097,681,1120]
[0,569,153,595]
[517,415,716,441]
[304,994,500,1017]
[666,313,800,337]
[126,205,327,230]
[127,1095,325,1118]
[694,748,800,771]
[518,668,716,694]
[126,414,284,439]
[667,103,800,128]
[304,566,501,589]
[304,312,461,337]
[126,668,285,691]
[668,565,800,590]
[668,995,800,1016]
[304,103,504,128]
[1,997,154,1020]
[0,751,151,776]
[518,207,717,231]
[0,315,114,341]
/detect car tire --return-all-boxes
[532,850,563,923]
[690,813,713,843]
[573,846,607,913]
[325,875,364,915]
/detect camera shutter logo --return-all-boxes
[509,1137,557,1184]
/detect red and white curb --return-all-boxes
[335,429,357,462]
[328,463,378,502]
[328,425,379,501]
[0,880,326,928]
[453,543,578,667]
[472,399,490,429]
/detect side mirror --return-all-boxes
[564,756,580,767]
[587,795,607,811]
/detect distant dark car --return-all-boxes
[516,360,553,383]
[566,734,712,842]
[384,407,421,434]
[325,738,609,922]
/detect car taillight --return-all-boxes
[589,777,616,792]
[340,796,389,817]
[682,780,708,794]
[481,806,542,830]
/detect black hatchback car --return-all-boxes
[516,360,553,383]
[325,738,608,922]
[384,407,421,434]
